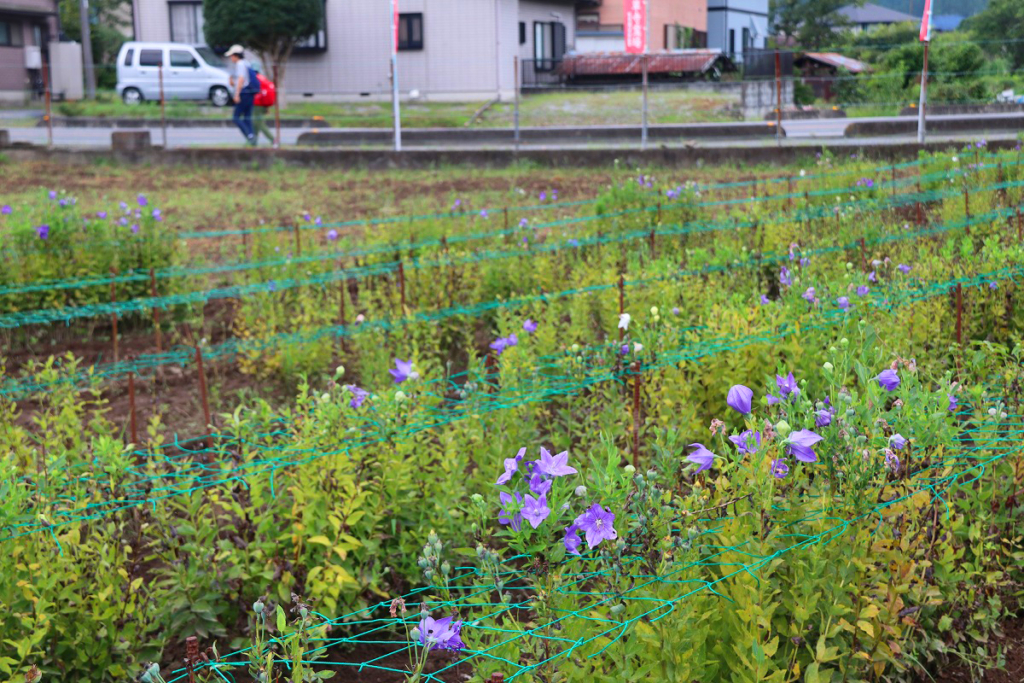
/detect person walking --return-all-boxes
[252,68,277,148]
[225,44,259,146]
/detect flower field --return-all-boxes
[1,147,1024,682]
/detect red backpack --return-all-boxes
[254,73,276,107]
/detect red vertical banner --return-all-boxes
[624,0,646,54]
[919,0,932,41]
[393,0,400,53]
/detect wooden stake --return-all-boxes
[195,346,212,433]
[964,187,970,219]
[128,369,139,446]
[150,267,162,353]
[656,202,662,224]
[398,261,406,312]
[110,267,119,362]
[787,178,793,208]
[618,274,625,343]
[649,228,656,260]
[631,360,642,468]
[890,165,896,195]
[859,238,868,272]
[293,223,301,257]
[955,283,963,347]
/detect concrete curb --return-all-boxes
[6,139,1021,169]
[38,117,332,129]
[296,122,782,146]
[847,115,1024,138]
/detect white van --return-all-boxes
[116,42,232,107]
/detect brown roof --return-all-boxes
[557,51,728,77]
[800,52,870,74]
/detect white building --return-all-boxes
[706,0,768,64]
[132,0,576,100]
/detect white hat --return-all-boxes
[225,44,245,57]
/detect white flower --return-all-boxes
[952,156,958,162]
[320,393,331,403]
[633,342,643,352]
[799,169,806,177]
[395,391,408,402]
[355,314,365,324]
[650,306,659,315]
[618,313,631,330]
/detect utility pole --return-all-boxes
[80,0,97,98]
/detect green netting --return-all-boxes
[2,184,1016,400]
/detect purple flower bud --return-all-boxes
[875,369,900,392]
[856,285,870,297]
[889,433,907,450]
[837,296,850,310]
[97,211,107,219]
[327,229,339,241]
[36,224,50,240]
[48,190,58,200]
[1,204,11,215]
[523,319,538,333]
[898,264,911,274]
[726,385,753,414]
[137,194,148,207]
[130,223,140,234]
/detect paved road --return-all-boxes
[4,112,1020,148]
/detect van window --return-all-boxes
[139,49,163,67]
[170,50,199,68]
[123,48,134,67]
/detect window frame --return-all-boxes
[0,20,23,47]
[167,0,204,44]
[138,48,164,67]
[398,12,423,51]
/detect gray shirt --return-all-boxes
[233,59,251,89]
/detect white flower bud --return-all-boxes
[624,465,636,475]
[395,391,407,402]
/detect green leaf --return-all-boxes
[276,604,287,632]
[938,615,953,631]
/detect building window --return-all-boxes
[139,48,163,67]
[519,21,526,45]
[576,12,599,31]
[533,21,566,71]
[0,20,24,47]
[398,13,423,50]
[665,25,707,50]
[169,1,204,44]
[294,0,327,52]
[742,27,751,53]
[729,28,735,56]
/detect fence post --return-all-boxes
[42,52,52,148]
[150,267,162,353]
[631,360,642,468]
[774,50,782,147]
[273,64,282,149]
[159,65,167,149]
[618,275,625,343]
[513,56,520,151]
[389,0,402,152]
[128,369,139,446]
[110,267,119,362]
[640,54,649,151]
[195,345,213,433]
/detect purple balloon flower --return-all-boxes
[563,524,583,555]
[779,267,792,287]
[327,229,339,241]
[539,191,546,201]
[496,447,526,485]
[58,199,67,208]
[857,285,870,297]
[480,210,488,219]
[728,430,761,455]
[314,216,322,227]
[989,281,998,290]
[727,384,753,414]
[802,287,816,302]
[519,218,528,228]
[868,271,877,283]
[837,296,850,310]
[48,190,57,200]
[776,372,799,399]
[0,204,11,215]
[528,473,552,497]
[875,369,900,391]
[498,491,523,531]
[898,264,911,274]
[686,443,716,473]
[760,294,770,305]
[523,319,538,334]
[419,616,465,651]
[787,429,824,463]
[814,409,833,428]
[152,209,162,221]
[131,224,140,234]
[390,358,414,384]
[534,447,578,477]
[521,493,551,529]
[948,394,958,412]
[96,211,107,219]
[137,194,148,207]
[770,459,790,479]
[574,504,618,549]
[119,217,129,226]
[345,385,369,409]
[36,224,50,240]
[889,433,907,450]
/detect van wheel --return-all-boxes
[210,86,231,107]
[122,87,143,105]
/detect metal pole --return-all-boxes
[273,63,282,148]
[42,53,52,148]
[917,40,929,144]
[390,0,402,152]
[774,49,782,147]
[513,56,520,151]
[159,65,167,148]
[641,54,648,150]
[79,0,96,98]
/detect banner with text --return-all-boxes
[624,0,646,54]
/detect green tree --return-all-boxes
[203,0,323,97]
[964,0,1024,69]
[58,0,131,89]
[770,0,865,48]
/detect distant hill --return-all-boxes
[869,0,989,20]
